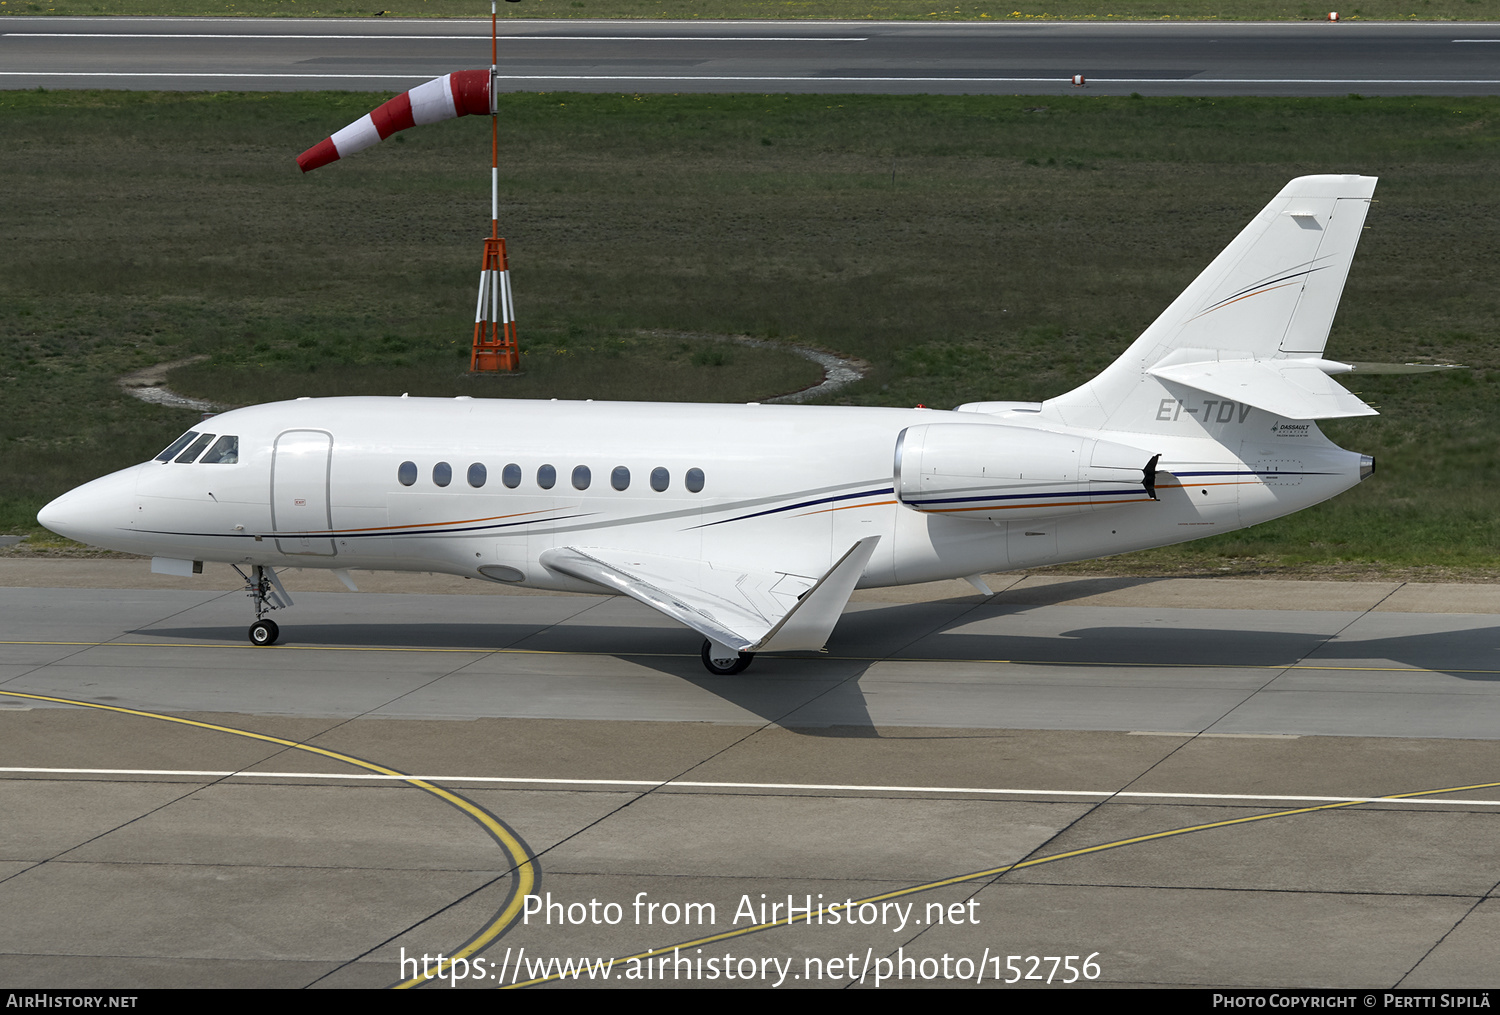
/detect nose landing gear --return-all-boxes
[234,564,293,647]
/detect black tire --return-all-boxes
[249,619,279,647]
[701,639,753,676]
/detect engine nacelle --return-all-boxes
[895,423,1160,522]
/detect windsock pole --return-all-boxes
[470,0,520,373]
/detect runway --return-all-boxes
[2,561,1497,988]
[3,17,1500,96]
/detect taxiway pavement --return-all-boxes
[2,561,1497,988]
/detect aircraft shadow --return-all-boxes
[138,603,1499,739]
[829,601,1500,682]
[138,620,887,736]
[143,622,580,652]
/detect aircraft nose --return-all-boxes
[37,486,96,543]
[37,468,140,545]
[37,488,75,535]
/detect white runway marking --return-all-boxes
[5,72,1497,86]
[6,766,1499,807]
[2,34,869,41]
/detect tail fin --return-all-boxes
[1042,175,1377,435]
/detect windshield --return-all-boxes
[154,431,199,463]
[200,435,239,464]
[151,431,241,465]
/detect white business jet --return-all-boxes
[40,175,1379,674]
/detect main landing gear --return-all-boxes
[701,639,754,676]
[234,564,292,647]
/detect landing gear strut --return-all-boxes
[701,639,754,676]
[234,564,292,647]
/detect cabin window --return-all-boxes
[572,465,591,491]
[155,432,200,463]
[398,461,417,486]
[685,467,705,493]
[611,466,630,491]
[433,462,452,488]
[650,467,670,492]
[537,464,556,490]
[502,464,521,489]
[200,435,239,464]
[175,433,216,464]
[467,463,487,488]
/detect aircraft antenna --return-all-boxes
[470,0,522,373]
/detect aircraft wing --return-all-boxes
[538,537,880,654]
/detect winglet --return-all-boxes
[753,536,880,654]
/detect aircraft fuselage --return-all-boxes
[40,395,1366,593]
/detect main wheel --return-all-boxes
[701,640,753,676]
[249,619,280,646]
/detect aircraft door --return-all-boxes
[271,429,337,557]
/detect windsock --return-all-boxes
[296,70,492,172]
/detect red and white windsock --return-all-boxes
[296,70,492,173]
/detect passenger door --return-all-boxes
[271,429,336,556]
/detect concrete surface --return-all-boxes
[2,562,1497,990]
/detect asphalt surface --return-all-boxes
[3,17,1500,96]
[2,563,1498,989]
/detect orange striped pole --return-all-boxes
[471,0,520,372]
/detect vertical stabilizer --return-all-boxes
[1042,175,1377,437]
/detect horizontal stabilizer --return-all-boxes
[1148,357,1376,419]
[539,537,879,654]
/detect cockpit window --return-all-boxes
[155,431,200,463]
[200,435,239,464]
[174,433,216,464]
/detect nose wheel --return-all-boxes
[249,619,280,647]
[234,564,292,647]
[701,639,754,676]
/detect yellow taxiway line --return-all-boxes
[0,688,537,991]
[503,776,1500,988]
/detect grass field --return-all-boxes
[3,90,1497,574]
[3,0,1497,19]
